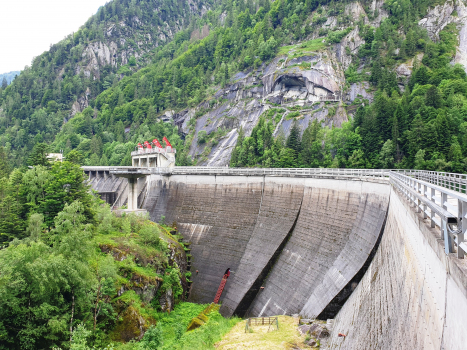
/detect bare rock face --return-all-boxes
[418,0,467,41]
[395,53,424,79]
[70,87,91,116]
[159,288,174,312]
[368,0,389,27]
[454,1,467,70]
[178,48,352,166]
[347,82,374,103]
[336,27,365,69]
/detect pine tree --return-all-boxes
[300,120,321,167]
[230,127,245,167]
[28,143,50,167]
[0,147,9,178]
[425,85,442,109]
[1,77,7,89]
[286,120,302,153]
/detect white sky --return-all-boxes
[0,0,110,73]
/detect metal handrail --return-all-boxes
[166,167,390,177]
[395,170,467,194]
[389,172,466,259]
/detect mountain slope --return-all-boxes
[2,0,467,173]
[0,0,213,167]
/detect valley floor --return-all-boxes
[215,316,310,350]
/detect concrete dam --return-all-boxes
[84,167,467,349]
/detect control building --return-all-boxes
[131,136,176,168]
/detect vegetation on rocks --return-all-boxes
[0,154,200,349]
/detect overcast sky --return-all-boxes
[0,0,109,73]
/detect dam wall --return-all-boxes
[326,186,467,350]
[142,174,390,318]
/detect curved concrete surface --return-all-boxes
[325,186,467,350]
[141,175,390,318]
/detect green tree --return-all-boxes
[414,149,426,169]
[66,150,85,165]
[425,85,442,108]
[379,139,395,168]
[28,143,50,167]
[348,149,367,169]
[286,120,302,154]
[0,146,9,178]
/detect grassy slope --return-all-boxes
[216,316,309,350]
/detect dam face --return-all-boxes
[85,167,467,349]
[327,186,467,350]
[142,174,390,318]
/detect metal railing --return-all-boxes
[390,172,467,259]
[166,167,389,178]
[131,147,176,156]
[245,317,279,333]
[396,170,467,194]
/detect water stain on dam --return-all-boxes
[141,175,390,319]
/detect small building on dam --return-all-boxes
[83,152,467,349]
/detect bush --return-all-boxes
[197,130,207,144]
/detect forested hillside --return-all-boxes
[1,0,466,172]
[0,0,212,167]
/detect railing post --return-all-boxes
[423,185,428,219]
[458,200,466,259]
[416,182,421,213]
[441,192,454,253]
[431,188,436,228]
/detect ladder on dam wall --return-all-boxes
[214,269,231,304]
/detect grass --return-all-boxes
[285,111,301,120]
[113,303,240,350]
[158,303,241,350]
[215,315,309,350]
[278,38,326,57]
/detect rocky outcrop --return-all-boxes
[418,0,467,41]
[172,47,355,165]
[70,87,91,116]
[454,1,467,69]
[336,27,365,69]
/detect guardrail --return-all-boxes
[396,170,467,194]
[245,317,279,333]
[83,165,467,259]
[167,167,389,178]
[390,172,466,259]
